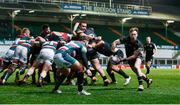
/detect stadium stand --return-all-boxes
[0,20,179,46]
[0,0,179,67]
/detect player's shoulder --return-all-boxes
[150,42,156,46]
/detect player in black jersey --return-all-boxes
[144,36,157,75]
[112,27,152,91]
[72,21,110,86]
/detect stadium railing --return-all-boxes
[0,0,152,13]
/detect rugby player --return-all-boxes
[0,31,27,73]
[0,28,35,85]
[52,41,91,95]
[72,21,111,86]
[112,27,152,91]
[144,36,157,75]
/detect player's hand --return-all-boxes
[86,69,92,77]
[111,45,116,52]
[95,36,102,41]
[87,44,93,48]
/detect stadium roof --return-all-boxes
[0,0,180,26]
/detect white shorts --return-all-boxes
[3,49,15,63]
[54,52,76,69]
[13,45,28,64]
[36,48,55,65]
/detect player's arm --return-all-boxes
[79,32,94,41]
[122,48,143,61]
[80,46,92,76]
[153,43,157,54]
[72,22,80,36]
[111,39,121,52]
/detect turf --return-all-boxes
[0,69,180,104]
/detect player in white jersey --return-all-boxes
[52,41,91,95]
[0,28,35,85]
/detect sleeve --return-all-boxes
[73,22,80,32]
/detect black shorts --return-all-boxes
[145,55,153,62]
[96,42,113,57]
[86,48,99,60]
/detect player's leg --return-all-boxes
[15,47,29,83]
[53,52,91,95]
[71,61,91,95]
[65,70,76,85]
[52,63,57,83]
[0,60,18,84]
[129,59,144,91]
[145,56,153,75]
[90,58,110,86]
[106,60,116,83]
[136,58,153,88]
[19,61,38,84]
[130,58,152,91]
[0,61,11,73]
[37,62,52,87]
[110,64,131,86]
[36,48,54,86]
[0,46,23,84]
[52,68,69,93]
[30,58,37,84]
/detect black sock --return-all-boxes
[142,76,149,83]
[19,66,27,75]
[146,66,150,75]
[107,70,116,82]
[1,71,8,79]
[31,72,36,83]
[54,74,67,90]
[4,70,13,81]
[77,72,84,92]
[137,76,143,85]
[102,76,107,81]
[53,69,57,83]
[66,71,75,83]
[106,61,116,82]
[109,72,116,82]
[0,67,4,73]
[91,70,97,77]
[44,71,51,83]
[115,70,129,78]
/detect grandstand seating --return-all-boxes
[156,29,179,45]
[0,21,179,46]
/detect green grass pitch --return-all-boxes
[0,69,180,104]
